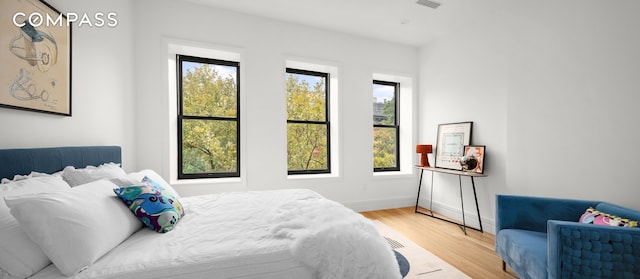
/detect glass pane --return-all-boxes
[373,127,397,169]
[287,123,328,171]
[373,83,396,125]
[182,119,237,174]
[286,72,326,121]
[181,61,237,117]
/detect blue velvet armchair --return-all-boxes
[495,195,640,279]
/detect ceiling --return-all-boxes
[182,0,496,46]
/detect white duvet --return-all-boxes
[271,195,401,279]
[29,189,400,279]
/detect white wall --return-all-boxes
[419,0,640,232]
[10,0,635,227]
[418,1,507,232]
[132,0,420,210]
[506,1,640,207]
[0,0,136,168]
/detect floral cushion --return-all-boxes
[113,177,185,233]
[579,207,638,228]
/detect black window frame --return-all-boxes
[286,67,331,175]
[177,54,241,179]
[373,80,400,172]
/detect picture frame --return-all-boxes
[0,0,72,116]
[434,121,473,170]
[463,145,485,174]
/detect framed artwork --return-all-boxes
[434,121,473,170]
[463,145,485,174]
[0,0,72,116]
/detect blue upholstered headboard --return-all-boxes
[0,146,122,180]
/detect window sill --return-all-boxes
[372,170,415,179]
[171,177,243,186]
[287,173,340,181]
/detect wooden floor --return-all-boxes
[361,207,518,279]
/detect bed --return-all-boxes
[0,146,401,279]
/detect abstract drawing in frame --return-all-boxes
[434,121,473,170]
[0,0,72,116]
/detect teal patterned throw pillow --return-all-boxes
[113,177,185,233]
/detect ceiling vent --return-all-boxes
[416,0,441,9]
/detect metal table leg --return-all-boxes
[414,168,484,235]
[458,175,467,235]
[415,169,424,213]
[429,170,435,216]
[471,176,483,232]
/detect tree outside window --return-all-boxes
[373,80,399,171]
[286,68,330,174]
[177,55,240,179]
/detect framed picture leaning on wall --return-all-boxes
[434,121,473,170]
[0,0,72,116]
[463,145,485,174]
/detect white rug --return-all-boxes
[373,221,470,279]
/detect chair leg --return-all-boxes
[502,260,506,271]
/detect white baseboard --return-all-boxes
[417,197,496,234]
[343,196,496,235]
[343,197,415,213]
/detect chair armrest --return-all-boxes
[496,195,598,233]
[547,220,640,279]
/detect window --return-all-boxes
[286,68,331,175]
[373,80,400,172]
[177,55,240,179]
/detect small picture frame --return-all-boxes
[463,145,485,174]
[434,121,473,170]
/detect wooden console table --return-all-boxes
[415,166,487,235]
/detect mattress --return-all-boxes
[30,189,317,279]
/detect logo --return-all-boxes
[13,12,118,28]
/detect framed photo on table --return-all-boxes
[434,121,473,170]
[0,0,72,116]
[463,145,485,174]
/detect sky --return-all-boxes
[183,61,393,103]
[373,83,394,103]
[182,61,237,80]
[286,72,324,90]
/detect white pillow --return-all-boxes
[120,169,181,199]
[4,179,143,276]
[0,176,70,278]
[1,171,58,184]
[61,162,126,187]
